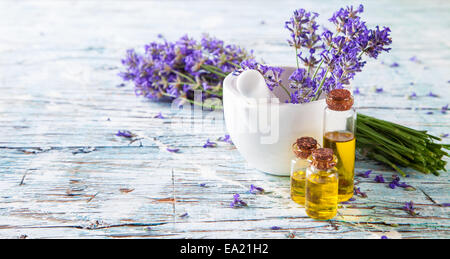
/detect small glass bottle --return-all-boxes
[305,148,339,220]
[290,137,318,205]
[323,89,356,203]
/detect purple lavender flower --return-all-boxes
[180,212,189,218]
[218,134,233,144]
[271,226,282,230]
[230,194,247,208]
[440,133,449,138]
[375,87,383,93]
[116,130,135,139]
[166,147,180,153]
[409,56,418,62]
[426,111,433,115]
[441,203,450,207]
[199,183,207,187]
[119,34,253,103]
[441,104,448,114]
[408,92,417,99]
[381,235,388,239]
[390,62,399,68]
[389,175,411,189]
[203,139,217,148]
[374,175,385,183]
[403,201,417,216]
[353,87,360,95]
[427,91,438,97]
[154,112,166,119]
[354,187,367,198]
[249,184,265,194]
[358,170,372,178]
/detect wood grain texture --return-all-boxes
[0,0,448,239]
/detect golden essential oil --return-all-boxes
[290,137,318,205]
[305,170,339,220]
[291,170,306,204]
[323,131,355,202]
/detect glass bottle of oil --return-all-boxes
[323,89,356,203]
[290,137,318,205]
[305,148,339,220]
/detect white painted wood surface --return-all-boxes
[0,0,448,239]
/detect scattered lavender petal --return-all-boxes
[358,170,372,178]
[381,235,388,239]
[271,226,282,230]
[154,112,166,119]
[441,104,448,114]
[249,184,265,194]
[116,130,135,139]
[203,139,217,148]
[218,134,233,144]
[440,133,449,138]
[374,175,385,183]
[375,87,383,93]
[390,62,399,68]
[230,194,247,208]
[427,92,438,97]
[180,212,189,218]
[354,187,367,198]
[403,201,417,216]
[353,87,360,95]
[166,147,180,153]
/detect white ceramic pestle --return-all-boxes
[236,69,276,100]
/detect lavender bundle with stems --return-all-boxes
[119,34,253,108]
[120,5,448,176]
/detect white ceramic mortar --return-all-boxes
[223,67,326,176]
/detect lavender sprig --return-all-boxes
[120,34,253,104]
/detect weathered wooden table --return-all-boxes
[0,0,448,239]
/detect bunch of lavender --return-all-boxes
[119,34,253,106]
[239,5,392,103]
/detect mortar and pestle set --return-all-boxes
[223,67,326,176]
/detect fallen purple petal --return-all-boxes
[390,62,399,68]
[116,130,135,139]
[271,226,282,230]
[154,112,166,119]
[354,187,367,198]
[203,139,217,148]
[441,104,448,114]
[353,87,360,95]
[166,147,180,153]
[230,194,247,208]
[427,92,438,97]
[403,201,417,216]
[374,175,385,183]
[249,184,265,194]
[218,134,233,144]
[358,170,372,178]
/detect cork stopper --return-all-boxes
[293,137,318,159]
[326,89,354,111]
[311,148,336,170]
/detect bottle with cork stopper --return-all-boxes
[290,137,318,205]
[305,148,339,220]
[323,89,356,202]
